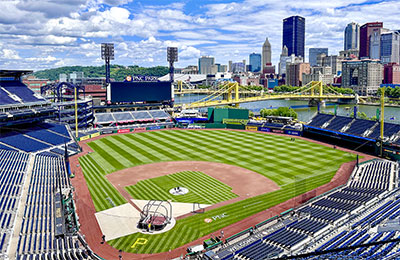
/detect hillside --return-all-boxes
[33,65,169,81]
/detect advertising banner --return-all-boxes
[90,132,100,138]
[222,119,249,125]
[245,126,258,131]
[101,130,114,135]
[117,129,130,134]
[285,130,301,136]
[147,126,161,130]
[79,135,90,141]
[133,127,146,132]
[259,127,271,132]
[272,129,284,134]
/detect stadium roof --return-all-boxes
[0,70,33,78]
[158,73,207,83]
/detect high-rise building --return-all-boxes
[232,62,245,73]
[342,60,383,95]
[359,22,383,58]
[283,16,305,58]
[249,53,261,72]
[286,62,310,86]
[344,22,360,51]
[309,48,328,66]
[384,63,400,84]
[381,31,400,64]
[321,55,344,75]
[198,56,215,74]
[278,46,289,75]
[262,38,271,70]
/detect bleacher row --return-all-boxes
[95,110,171,124]
[206,159,399,260]
[307,113,400,141]
[16,154,93,260]
[0,150,30,257]
[0,123,79,154]
[0,80,45,105]
[0,150,96,259]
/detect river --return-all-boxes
[175,94,400,124]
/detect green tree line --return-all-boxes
[260,107,298,119]
[33,65,169,81]
[273,85,355,95]
[377,87,400,98]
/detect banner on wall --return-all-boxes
[147,126,161,130]
[90,132,101,138]
[271,129,284,134]
[259,127,271,132]
[117,129,130,134]
[245,126,258,131]
[133,127,146,132]
[79,135,90,141]
[222,119,249,125]
[285,130,301,136]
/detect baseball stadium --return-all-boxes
[1,69,400,260]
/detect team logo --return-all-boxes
[204,218,213,223]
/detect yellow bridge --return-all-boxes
[186,81,357,109]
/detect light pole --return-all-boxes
[167,47,178,82]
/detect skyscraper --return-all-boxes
[262,38,271,71]
[309,48,328,67]
[198,56,215,74]
[249,53,261,72]
[283,16,305,58]
[381,31,400,64]
[344,22,360,50]
[359,22,383,58]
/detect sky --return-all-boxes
[0,0,399,71]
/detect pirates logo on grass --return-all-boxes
[204,218,213,223]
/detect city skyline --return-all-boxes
[0,0,400,71]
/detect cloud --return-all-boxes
[1,0,400,70]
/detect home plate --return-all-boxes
[95,203,141,241]
[131,199,211,218]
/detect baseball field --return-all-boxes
[78,129,357,254]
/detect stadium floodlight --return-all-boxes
[101,43,115,60]
[167,47,178,82]
[167,47,178,62]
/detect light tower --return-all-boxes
[167,47,178,82]
[101,43,114,83]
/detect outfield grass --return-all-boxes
[78,129,357,253]
[125,171,238,204]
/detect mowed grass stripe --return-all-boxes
[151,131,227,162]
[169,130,295,183]
[88,141,124,171]
[84,155,126,207]
[99,138,140,167]
[115,134,171,162]
[179,171,235,202]
[125,171,238,204]
[137,132,206,161]
[107,135,150,164]
[79,156,126,211]
[125,133,183,161]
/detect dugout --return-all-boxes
[207,107,249,123]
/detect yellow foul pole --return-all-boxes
[380,87,385,140]
[74,87,78,138]
[380,87,385,157]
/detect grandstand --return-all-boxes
[306,113,400,141]
[204,159,400,260]
[93,109,174,130]
[0,70,96,259]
